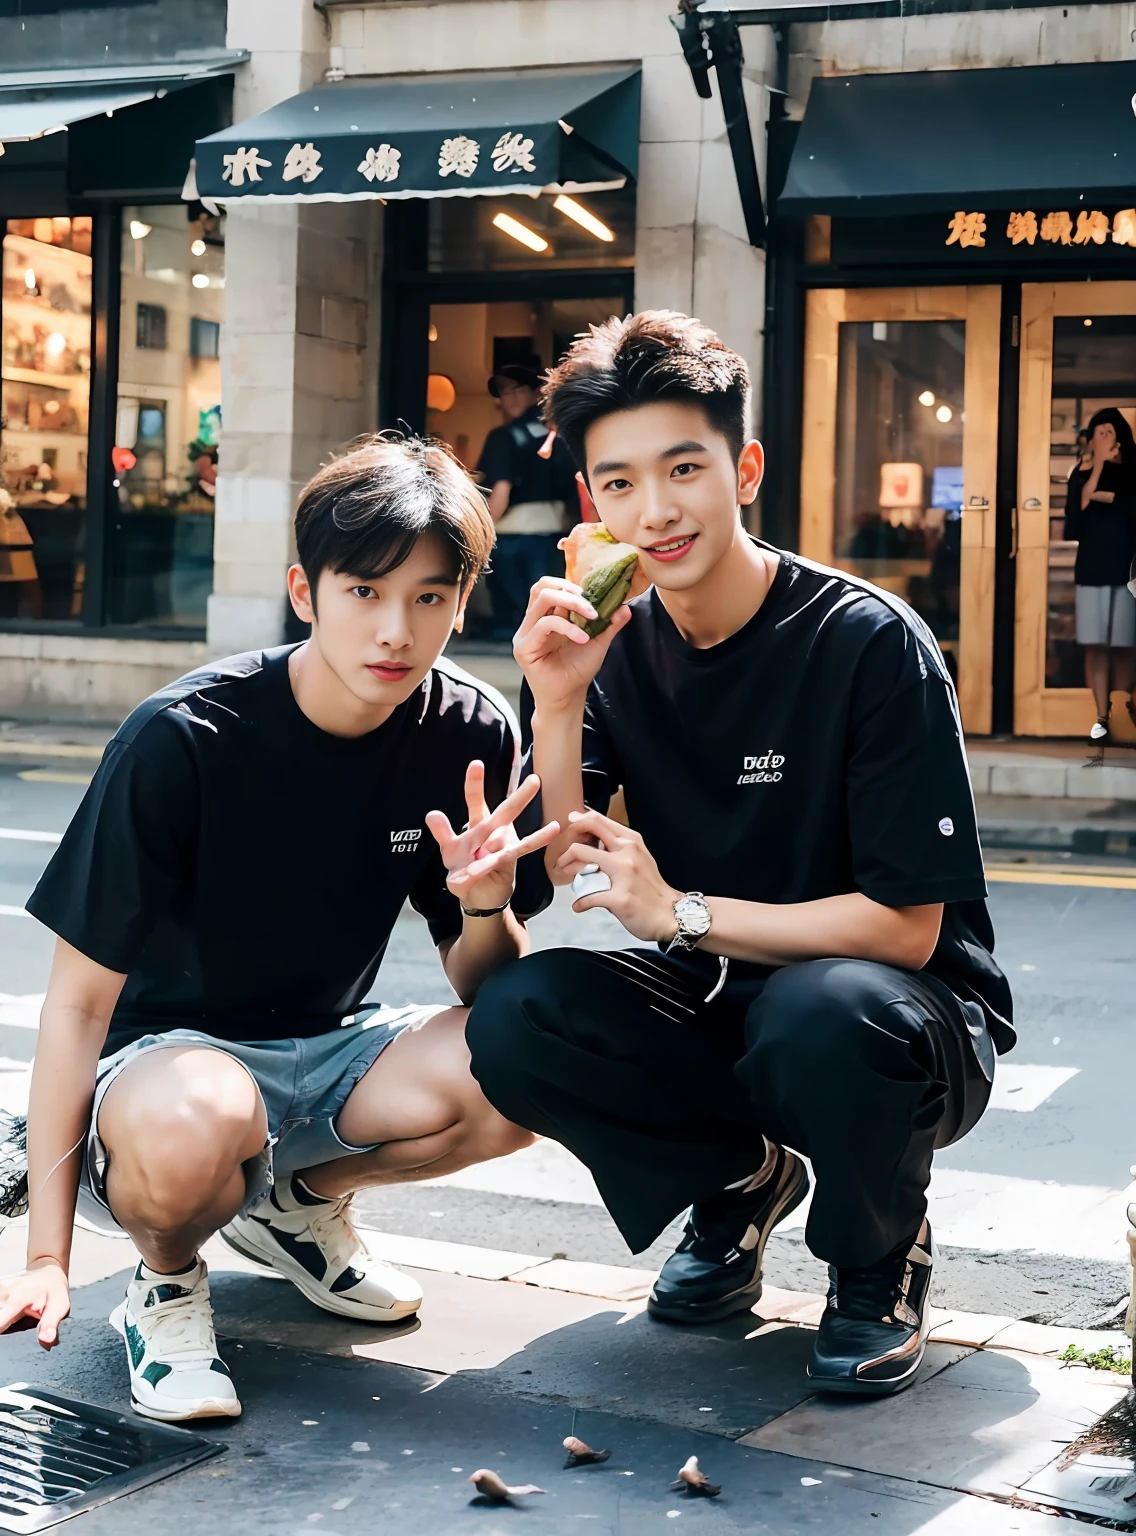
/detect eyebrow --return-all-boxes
[592,440,710,476]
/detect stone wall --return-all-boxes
[0,635,207,724]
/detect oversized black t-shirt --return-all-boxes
[28,647,536,1054]
[522,547,1014,1053]
[1064,459,1136,586]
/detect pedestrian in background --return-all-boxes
[1065,407,1136,741]
[477,359,578,640]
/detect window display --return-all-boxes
[0,217,92,620]
[112,204,224,627]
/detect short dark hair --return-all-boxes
[295,434,494,600]
[541,310,750,474]
[1086,406,1136,461]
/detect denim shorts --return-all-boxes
[76,1004,445,1236]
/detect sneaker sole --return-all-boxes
[109,1302,242,1422]
[647,1153,810,1325]
[218,1223,422,1324]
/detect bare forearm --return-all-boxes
[697,892,943,971]
[26,1009,107,1270]
[442,909,529,1005]
[532,702,588,881]
[1088,491,1116,504]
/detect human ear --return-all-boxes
[737,440,765,506]
[287,564,316,625]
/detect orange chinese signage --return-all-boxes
[947,209,1136,249]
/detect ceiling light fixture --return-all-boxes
[918,390,935,407]
[491,211,549,253]
[191,272,210,289]
[1083,317,1093,327]
[552,194,614,242]
[190,238,206,256]
[129,220,152,240]
[936,404,953,423]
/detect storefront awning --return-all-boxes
[192,66,641,204]
[0,56,247,153]
[778,61,1136,216]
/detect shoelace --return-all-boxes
[308,1196,369,1272]
[136,1281,219,1361]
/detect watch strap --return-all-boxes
[459,897,512,918]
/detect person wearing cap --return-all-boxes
[477,359,578,641]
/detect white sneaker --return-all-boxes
[109,1259,241,1422]
[219,1176,422,1323]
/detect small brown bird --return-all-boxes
[672,1455,721,1497]
[467,1469,546,1503]
[563,1436,611,1468]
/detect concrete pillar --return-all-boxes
[634,31,773,440]
[208,0,381,654]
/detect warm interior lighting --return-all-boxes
[129,220,152,240]
[191,272,210,289]
[428,322,439,342]
[917,390,935,407]
[1083,317,1093,327]
[45,332,66,357]
[552,194,615,242]
[190,238,206,256]
[491,211,549,253]
[935,404,953,423]
[426,373,456,412]
[32,218,53,244]
[23,268,35,291]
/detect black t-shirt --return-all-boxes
[477,406,578,511]
[521,547,1014,1053]
[28,647,538,1054]
[1065,460,1136,586]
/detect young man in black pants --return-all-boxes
[466,311,1014,1398]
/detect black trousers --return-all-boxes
[466,948,994,1269]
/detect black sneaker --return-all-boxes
[808,1221,936,1397]
[647,1147,809,1324]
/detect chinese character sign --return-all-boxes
[950,208,1136,251]
[222,146,272,187]
[358,144,401,184]
[282,143,323,184]
[438,135,481,179]
[491,132,536,174]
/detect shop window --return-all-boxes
[136,302,168,351]
[190,317,220,360]
[1046,318,1136,690]
[833,321,966,668]
[0,216,92,622]
[111,204,224,628]
[427,187,635,273]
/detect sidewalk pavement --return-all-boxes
[1,1216,1131,1532]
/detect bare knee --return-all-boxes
[100,1049,265,1226]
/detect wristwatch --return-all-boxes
[666,891,712,953]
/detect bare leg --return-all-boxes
[1085,644,1110,718]
[298,1006,534,1200]
[99,1047,268,1272]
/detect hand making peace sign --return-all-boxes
[425,761,559,915]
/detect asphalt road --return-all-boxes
[2,758,1135,1328]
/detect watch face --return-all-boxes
[675,895,711,935]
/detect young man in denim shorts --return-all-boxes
[0,436,556,1422]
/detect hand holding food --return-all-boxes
[560,523,649,637]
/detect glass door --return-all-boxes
[800,287,1001,733]
[1016,282,1136,739]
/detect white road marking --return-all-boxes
[988,1063,1080,1112]
[0,906,30,919]
[0,827,62,843]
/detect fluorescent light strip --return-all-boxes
[553,194,614,242]
[491,211,548,253]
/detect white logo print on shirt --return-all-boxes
[938,817,954,836]
[738,751,785,786]
[390,828,423,854]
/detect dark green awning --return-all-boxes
[193,66,640,204]
[779,61,1136,216]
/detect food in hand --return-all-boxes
[560,523,645,638]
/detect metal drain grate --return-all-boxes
[0,1384,224,1532]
